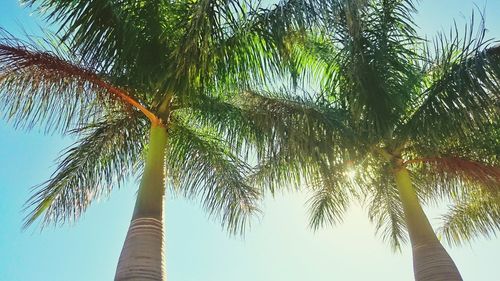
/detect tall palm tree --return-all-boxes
[0,0,322,279]
[230,1,500,280]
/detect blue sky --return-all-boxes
[0,1,499,280]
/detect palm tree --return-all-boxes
[0,0,321,279]
[231,1,500,280]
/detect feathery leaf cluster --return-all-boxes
[232,0,500,248]
[1,0,327,233]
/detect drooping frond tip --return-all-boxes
[439,193,500,246]
[22,114,147,229]
[307,180,350,231]
[166,121,261,235]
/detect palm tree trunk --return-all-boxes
[393,166,462,281]
[115,124,168,281]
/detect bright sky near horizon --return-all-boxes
[0,1,499,281]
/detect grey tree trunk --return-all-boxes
[394,166,462,281]
[115,125,168,281]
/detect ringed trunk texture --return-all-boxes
[115,125,168,281]
[393,166,462,281]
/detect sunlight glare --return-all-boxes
[345,169,356,180]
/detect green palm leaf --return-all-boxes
[439,191,500,246]
[400,18,500,143]
[0,32,128,132]
[24,113,147,227]
[167,120,260,234]
[366,161,408,251]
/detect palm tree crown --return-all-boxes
[0,0,323,279]
[0,0,306,231]
[247,0,500,248]
[233,0,499,280]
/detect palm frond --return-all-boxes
[320,0,421,139]
[405,118,500,164]
[439,192,500,246]
[244,0,327,83]
[400,15,500,142]
[166,120,260,235]
[250,145,314,193]
[170,0,324,96]
[365,161,408,251]
[174,93,268,160]
[307,162,352,230]
[182,89,356,162]
[237,90,355,149]
[237,90,362,192]
[254,0,324,31]
[0,33,150,132]
[24,113,147,228]
[407,155,500,208]
[23,0,172,85]
[171,0,247,86]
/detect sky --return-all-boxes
[0,1,499,280]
